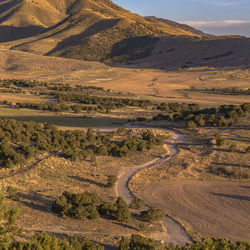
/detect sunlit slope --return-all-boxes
[0,0,199,61]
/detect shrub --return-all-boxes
[0,193,22,248]
[129,198,145,210]
[116,205,131,222]
[218,116,227,127]
[139,223,147,232]
[52,191,102,220]
[119,237,130,250]
[140,207,165,222]
[6,186,20,201]
[99,202,117,218]
[115,197,130,222]
[229,144,237,152]
[107,175,118,188]
[245,146,250,153]
[186,120,197,129]
[13,233,104,250]
[215,134,225,146]
[129,234,160,250]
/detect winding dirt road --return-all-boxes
[116,126,192,245]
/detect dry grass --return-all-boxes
[129,125,250,241]
[138,181,250,241]
[1,143,166,239]
[0,49,250,107]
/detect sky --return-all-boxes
[113,0,250,37]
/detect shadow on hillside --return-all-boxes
[9,16,75,50]
[240,185,250,189]
[0,0,44,42]
[104,36,250,71]
[18,192,53,212]
[113,221,139,231]
[0,0,22,15]
[211,192,250,201]
[46,19,119,56]
[211,148,243,154]
[68,176,106,188]
[0,115,126,128]
[0,25,44,43]
[211,162,250,169]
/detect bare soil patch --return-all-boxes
[138,180,250,241]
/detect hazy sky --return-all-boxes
[113,0,250,37]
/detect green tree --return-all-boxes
[107,175,118,188]
[115,197,130,222]
[129,234,160,250]
[140,207,165,222]
[229,144,237,152]
[129,198,145,210]
[186,120,197,129]
[245,146,250,154]
[218,116,227,127]
[0,193,22,248]
[119,237,130,250]
[216,136,225,146]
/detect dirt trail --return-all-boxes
[116,125,192,245]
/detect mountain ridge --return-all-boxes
[0,0,250,69]
[0,0,199,62]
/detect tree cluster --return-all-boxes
[191,86,250,96]
[119,235,250,250]
[52,192,131,222]
[153,103,250,128]
[0,192,103,249]
[186,103,250,128]
[0,118,164,168]
[15,101,113,113]
[10,233,103,250]
[55,93,154,109]
[140,206,165,222]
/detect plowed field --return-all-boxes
[139,181,250,241]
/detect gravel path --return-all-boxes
[116,125,192,245]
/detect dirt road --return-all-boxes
[116,126,192,245]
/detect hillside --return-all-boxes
[0,0,199,62]
[145,17,208,37]
[1,0,250,69]
[135,36,250,69]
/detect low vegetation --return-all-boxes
[0,118,166,168]
[140,206,165,222]
[52,192,131,222]
[190,86,250,95]
[2,191,249,249]
[119,234,250,250]
[153,103,250,128]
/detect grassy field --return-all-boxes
[0,49,250,108]
[0,107,128,129]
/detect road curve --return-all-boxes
[115,125,192,245]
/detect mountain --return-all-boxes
[0,0,250,69]
[0,0,199,62]
[145,17,209,37]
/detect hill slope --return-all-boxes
[145,17,209,36]
[1,0,250,69]
[0,0,199,62]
